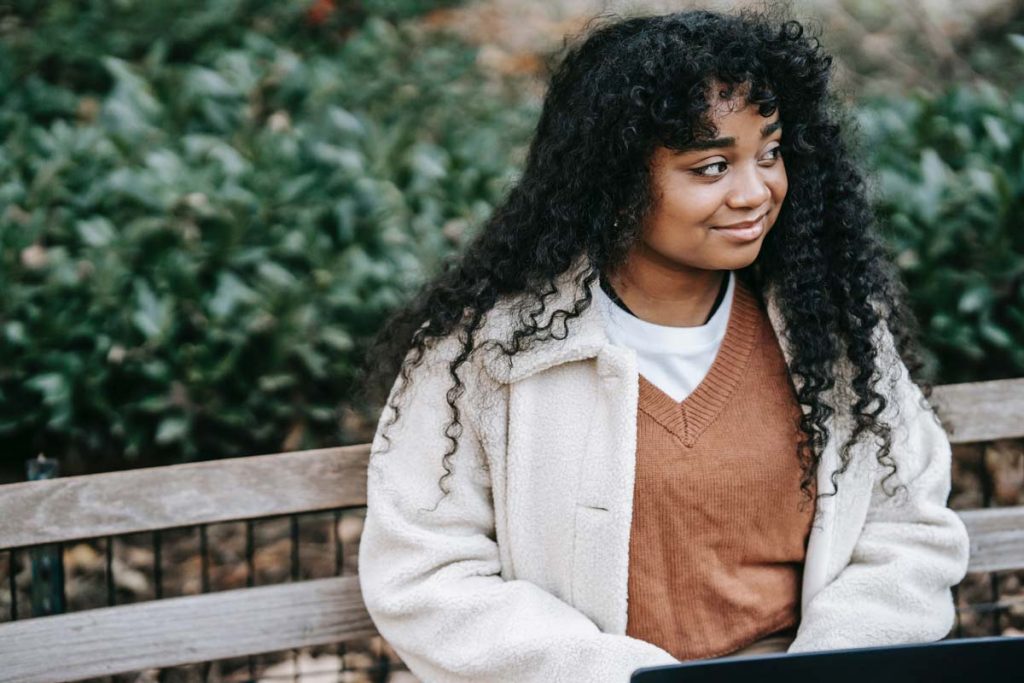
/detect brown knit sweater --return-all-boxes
[625,276,815,661]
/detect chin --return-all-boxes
[715,247,762,270]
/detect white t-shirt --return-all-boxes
[594,271,735,403]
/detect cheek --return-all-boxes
[644,190,721,249]
[659,181,723,222]
[771,163,788,199]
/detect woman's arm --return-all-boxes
[788,320,971,653]
[358,337,678,683]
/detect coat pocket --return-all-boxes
[570,504,616,629]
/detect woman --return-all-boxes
[356,7,970,682]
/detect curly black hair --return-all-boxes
[357,4,942,507]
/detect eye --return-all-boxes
[761,145,783,163]
[690,161,728,178]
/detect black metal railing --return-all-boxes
[2,454,392,682]
[4,449,1022,680]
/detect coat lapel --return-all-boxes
[478,255,607,384]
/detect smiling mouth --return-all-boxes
[715,210,769,230]
[710,213,768,242]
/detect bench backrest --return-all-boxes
[0,378,1022,682]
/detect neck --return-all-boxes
[604,252,727,327]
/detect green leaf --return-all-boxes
[256,262,297,289]
[321,327,354,352]
[77,216,117,247]
[209,272,258,319]
[185,66,238,98]
[259,374,296,392]
[132,281,171,339]
[957,286,992,315]
[4,321,27,345]
[292,344,327,379]
[327,106,366,137]
[27,373,70,406]
[978,321,1014,349]
[981,115,1012,152]
[155,416,188,444]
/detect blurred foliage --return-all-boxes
[963,8,1024,94]
[857,79,1024,383]
[0,0,537,469]
[0,0,1021,470]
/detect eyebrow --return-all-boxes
[674,119,783,154]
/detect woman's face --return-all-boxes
[637,93,788,273]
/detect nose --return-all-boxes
[725,161,772,210]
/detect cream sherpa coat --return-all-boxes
[357,255,970,683]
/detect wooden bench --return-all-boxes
[1,378,1022,683]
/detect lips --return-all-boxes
[716,210,769,230]
[711,213,767,242]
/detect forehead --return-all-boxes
[706,95,779,129]
[651,98,780,164]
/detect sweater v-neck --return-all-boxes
[637,277,761,447]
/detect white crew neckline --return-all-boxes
[594,271,735,354]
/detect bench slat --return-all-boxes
[958,506,1024,573]
[1,379,1021,551]
[1,508,1019,683]
[929,378,1024,444]
[0,576,375,683]
[0,446,370,550]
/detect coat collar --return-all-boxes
[477,254,794,386]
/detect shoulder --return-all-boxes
[394,325,502,404]
[381,322,505,439]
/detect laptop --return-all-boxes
[631,636,1024,682]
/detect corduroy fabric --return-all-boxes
[625,276,816,661]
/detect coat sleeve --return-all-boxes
[357,337,679,683]
[788,320,971,653]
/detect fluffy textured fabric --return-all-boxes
[357,255,970,683]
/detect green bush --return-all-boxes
[2,1,1020,471]
[0,1,537,469]
[856,81,1024,383]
